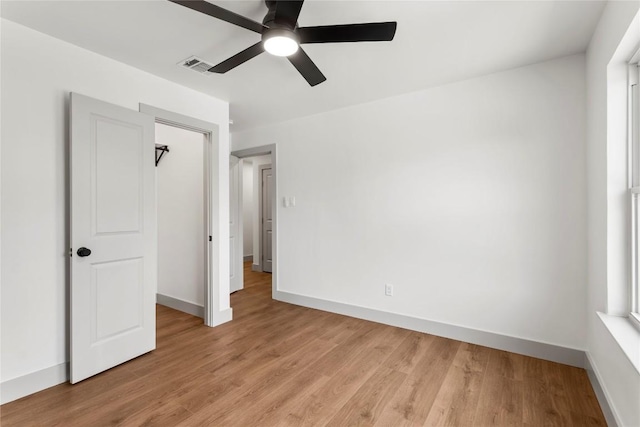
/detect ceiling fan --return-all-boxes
[169,0,397,86]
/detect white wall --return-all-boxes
[242,160,253,258]
[586,2,640,426]
[233,54,587,350]
[0,19,229,390]
[156,123,205,306]
[250,155,272,269]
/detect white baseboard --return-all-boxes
[251,263,262,272]
[0,362,68,405]
[243,255,253,262]
[584,352,621,427]
[156,293,204,318]
[274,290,585,368]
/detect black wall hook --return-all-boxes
[155,144,169,166]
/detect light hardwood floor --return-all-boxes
[1,261,606,426]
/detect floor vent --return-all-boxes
[178,56,213,73]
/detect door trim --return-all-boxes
[231,145,278,300]
[229,155,244,293]
[140,103,232,327]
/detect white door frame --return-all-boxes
[140,103,232,327]
[229,155,244,293]
[231,144,278,299]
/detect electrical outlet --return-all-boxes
[385,284,393,296]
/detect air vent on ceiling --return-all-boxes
[178,56,213,74]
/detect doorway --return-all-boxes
[140,103,232,327]
[155,123,207,318]
[230,145,278,297]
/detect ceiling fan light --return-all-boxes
[263,34,299,57]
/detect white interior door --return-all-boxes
[229,156,243,292]
[261,166,273,273]
[70,93,156,383]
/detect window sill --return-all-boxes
[597,312,640,375]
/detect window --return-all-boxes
[630,56,640,328]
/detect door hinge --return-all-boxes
[209,236,212,242]
[69,248,73,257]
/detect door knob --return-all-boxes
[77,247,92,257]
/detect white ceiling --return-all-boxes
[1,0,605,131]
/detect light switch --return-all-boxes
[290,196,296,207]
[283,197,289,208]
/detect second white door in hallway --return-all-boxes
[261,166,273,273]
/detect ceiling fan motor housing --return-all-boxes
[261,1,300,55]
[263,1,281,27]
[262,0,297,30]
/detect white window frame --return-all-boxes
[629,52,640,330]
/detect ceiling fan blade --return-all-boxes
[168,0,266,34]
[287,47,326,87]
[298,22,397,44]
[208,42,265,73]
[274,1,304,27]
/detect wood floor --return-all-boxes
[1,261,606,426]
